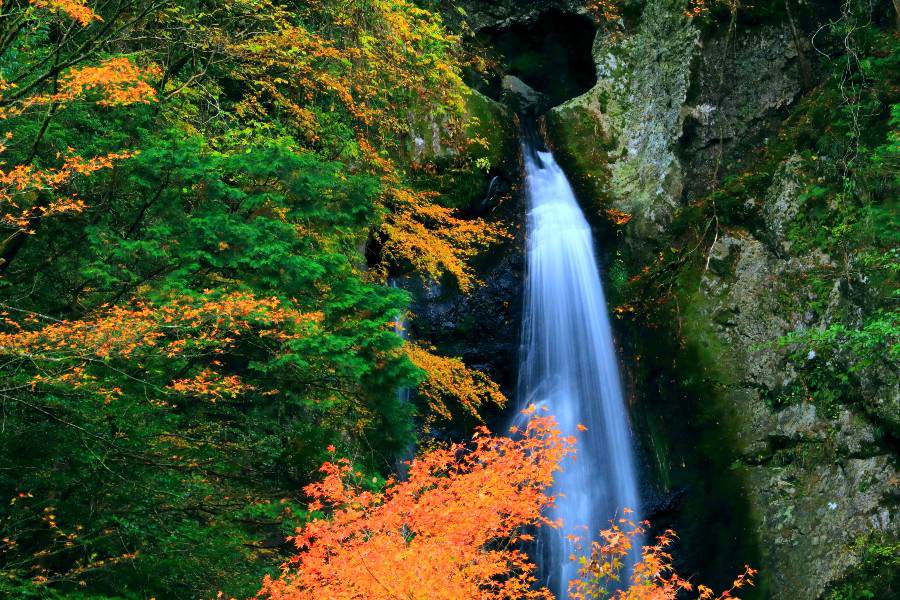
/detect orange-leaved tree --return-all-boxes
[0,0,160,271]
[258,414,575,600]
[0,291,322,405]
[569,517,757,600]
[404,341,506,421]
[258,413,758,600]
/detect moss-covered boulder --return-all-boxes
[546,0,699,245]
[406,88,518,211]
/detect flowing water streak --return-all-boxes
[390,281,411,407]
[517,142,640,598]
[390,280,413,478]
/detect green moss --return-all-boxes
[606,251,630,306]
[544,101,617,213]
[408,89,518,211]
[825,536,900,599]
[464,90,517,168]
[623,301,767,597]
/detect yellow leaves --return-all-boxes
[403,342,505,421]
[568,517,756,600]
[259,416,573,600]
[605,208,633,226]
[381,182,508,292]
[169,368,254,402]
[0,292,321,401]
[613,304,635,319]
[58,58,160,107]
[29,0,100,26]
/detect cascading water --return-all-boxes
[517,139,641,598]
[390,280,414,479]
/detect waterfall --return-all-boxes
[517,141,641,598]
[390,279,413,478]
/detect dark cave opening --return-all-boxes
[471,10,598,109]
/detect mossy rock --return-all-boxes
[406,88,518,211]
[544,94,617,214]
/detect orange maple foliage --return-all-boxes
[0,292,321,401]
[0,58,159,121]
[404,341,506,420]
[0,7,160,253]
[28,0,100,26]
[58,57,159,107]
[585,0,623,24]
[0,292,319,358]
[569,517,757,600]
[257,416,758,600]
[169,367,255,403]
[224,0,504,291]
[258,414,574,600]
[683,0,737,18]
[605,208,633,226]
[0,150,135,231]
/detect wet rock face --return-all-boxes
[473,8,598,109]
[537,0,897,597]
[761,155,805,250]
[699,231,900,599]
[501,75,549,115]
[545,6,803,238]
[547,1,700,245]
[407,228,526,402]
[681,24,802,200]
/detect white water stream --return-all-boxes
[517,142,641,598]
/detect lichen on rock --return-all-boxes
[546,0,699,246]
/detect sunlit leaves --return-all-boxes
[28,0,100,26]
[404,341,506,421]
[259,415,573,600]
[569,517,757,600]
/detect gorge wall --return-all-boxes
[409,1,898,598]
[540,3,898,597]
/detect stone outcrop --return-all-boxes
[448,0,587,30]
[414,1,898,596]
[697,229,899,597]
[536,0,897,597]
[681,23,803,199]
[548,1,699,244]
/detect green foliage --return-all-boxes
[0,1,478,598]
[0,138,419,598]
[825,537,900,600]
[776,311,900,415]
[764,22,900,416]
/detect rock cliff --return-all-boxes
[413,1,899,597]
